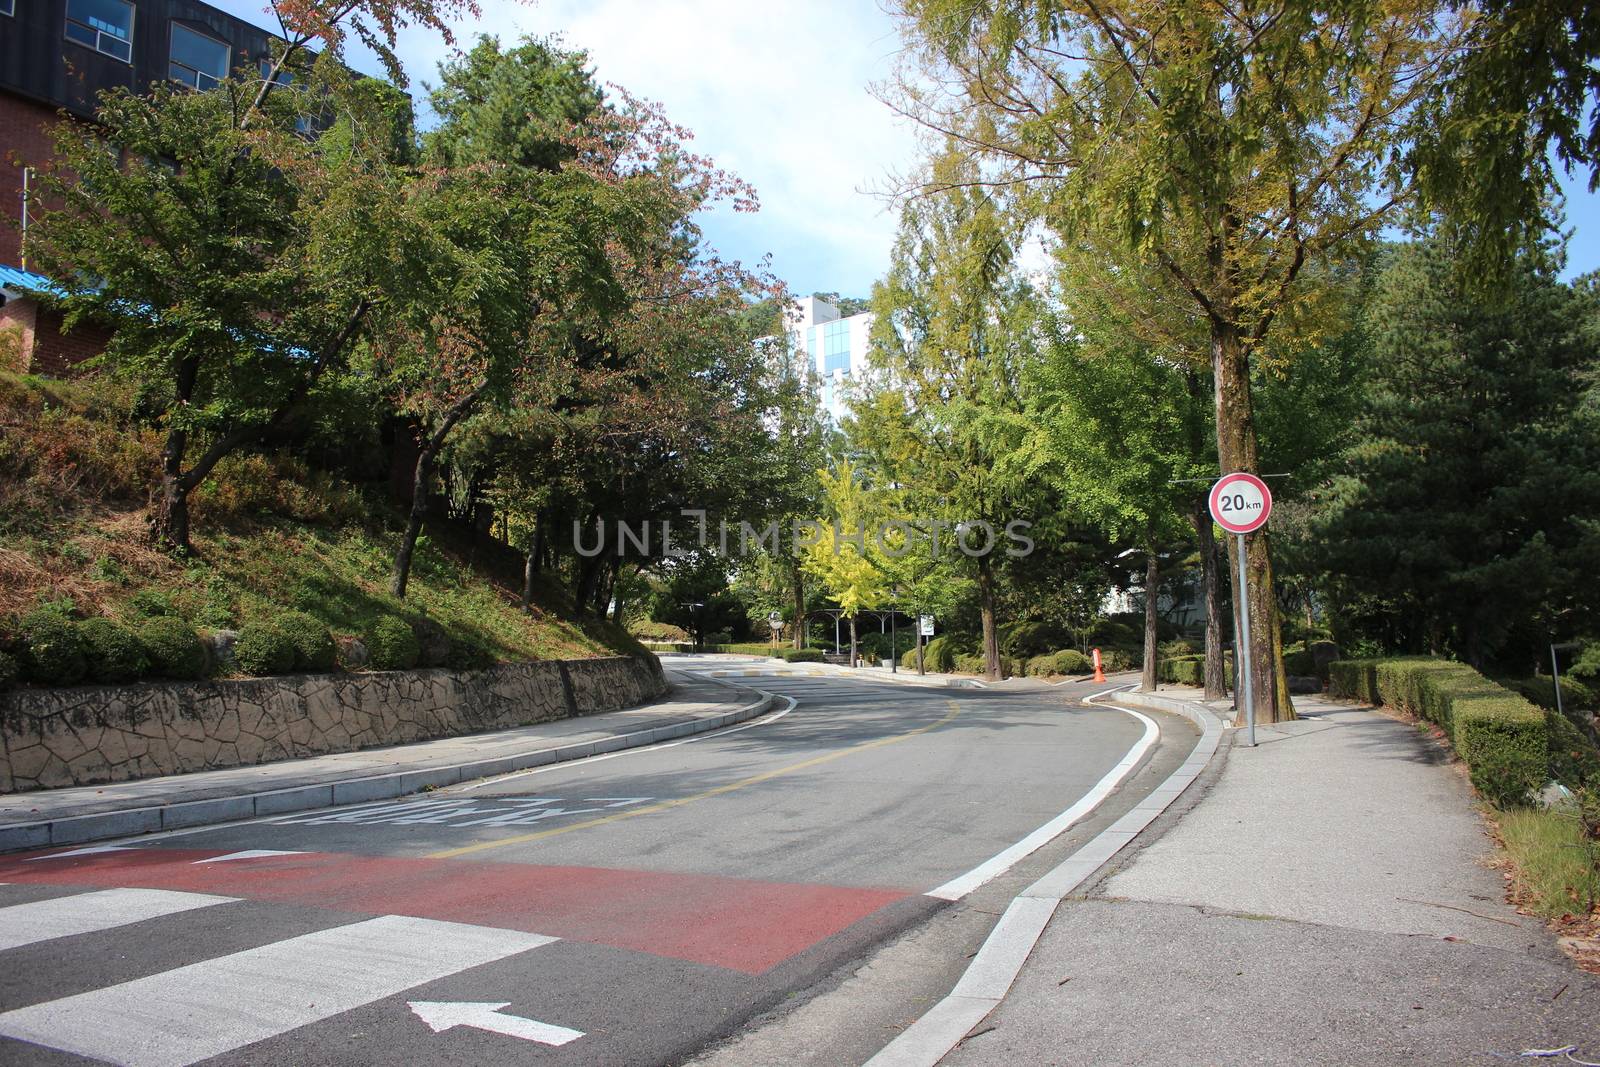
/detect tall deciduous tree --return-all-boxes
[860,160,1040,680]
[888,0,1472,720]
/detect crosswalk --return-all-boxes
[0,885,574,1065]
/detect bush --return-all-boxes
[1330,656,1548,807]
[1547,710,1600,789]
[999,621,1067,658]
[19,609,87,685]
[1282,643,1316,677]
[139,617,207,679]
[234,623,297,676]
[272,610,337,672]
[703,630,733,647]
[711,642,777,657]
[953,652,987,675]
[1099,646,1137,672]
[78,617,150,684]
[446,637,496,671]
[0,650,18,690]
[1505,675,1597,713]
[921,634,967,673]
[779,648,824,663]
[367,615,421,671]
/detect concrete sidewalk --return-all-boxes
[945,690,1600,1066]
[0,670,772,853]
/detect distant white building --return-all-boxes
[783,295,875,422]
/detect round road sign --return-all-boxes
[1209,472,1272,534]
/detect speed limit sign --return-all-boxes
[1209,471,1272,534]
[1210,470,1272,748]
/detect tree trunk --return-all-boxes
[153,430,192,555]
[790,559,806,650]
[1140,547,1160,692]
[916,634,925,675]
[392,386,484,600]
[1195,497,1227,699]
[978,554,1001,681]
[520,523,542,612]
[849,614,859,668]
[1212,323,1294,722]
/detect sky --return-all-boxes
[214,0,1599,295]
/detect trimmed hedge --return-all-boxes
[273,611,338,672]
[779,648,824,663]
[19,609,87,686]
[368,615,421,671]
[139,617,207,679]
[1328,656,1547,806]
[1025,649,1093,677]
[234,623,296,676]
[79,617,149,684]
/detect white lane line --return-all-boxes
[25,845,139,861]
[193,850,307,864]
[456,695,799,792]
[925,689,1157,901]
[0,915,557,1067]
[867,687,1225,1067]
[0,888,237,951]
[410,1000,584,1045]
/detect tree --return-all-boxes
[888,0,1475,719]
[1313,240,1600,668]
[800,461,891,667]
[859,160,1041,680]
[25,77,413,554]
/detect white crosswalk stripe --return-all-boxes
[0,913,559,1066]
[0,888,237,951]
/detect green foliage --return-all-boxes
[920,634,966,673]
[234,623,297,676]
[998,621,1067,658]
[271,611,338,672]
[1027,649,1091,677]
[1330,657,1549,806]
[19,608,87,686]
[1547,711,1600,791]
[779,648,824,663]
[1314,242,1600,668]
[138,617,207,680]
[1505,676,1598,714]
[78,617,150,684]
[367,616,421,671]
[0,650,17,690]
[953,653,987,675]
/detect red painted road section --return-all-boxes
[0,848,911,974]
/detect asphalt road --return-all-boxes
[0,658,1194,1066]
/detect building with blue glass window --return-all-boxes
[783,295,874,422]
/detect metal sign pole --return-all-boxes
[1236,532,1255,747]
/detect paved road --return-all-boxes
[0,658,1193,1066]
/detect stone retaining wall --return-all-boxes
[0,655,666,793]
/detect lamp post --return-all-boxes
[890,588,899,674]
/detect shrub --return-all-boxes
[1100,646,1137,672]
[234,623,296,676]
[78,617,150,684]
[19,609,87,685]
[999,621,1068,658]
[1504,675,1597,713]
[712,642,777,657]
[0,650,18,690]
[367,616,421,671]
[1053,649,1093,675]
[1547,710,1600,789]
[703,630,733,647]
[780,648,824,663]
[1330,656,1548,807]
[953,652,987,675]
[125,588,178,618]
[1282,643,1316,677]
[271,611,337,672]
[921,634,966,673]
[139,617,207,679]
[446,637,496,671]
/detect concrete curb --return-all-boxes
[0,690,777,854]
[704,666,982,690]
[863,687,1227,1067]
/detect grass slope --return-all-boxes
[0,372,640,668]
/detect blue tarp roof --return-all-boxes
[0,264,57,295]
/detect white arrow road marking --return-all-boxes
[0,915,557,1067]
[409,1001,585,1046]
[25,844,139,861]
[192,850,307,863]
[0,888,237,951]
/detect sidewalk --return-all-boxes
[0,671,772,853]
[944,690,1600,1066]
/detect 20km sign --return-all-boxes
[1209,472,1272,535]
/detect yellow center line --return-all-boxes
[427,699,963,861]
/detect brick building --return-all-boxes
[0,0,284,374]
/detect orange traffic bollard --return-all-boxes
[1091,647,1106,683]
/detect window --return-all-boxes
[170,25,229,90]
[65,0,133,62]
[0,0,14,18]
[823,319,851,374]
